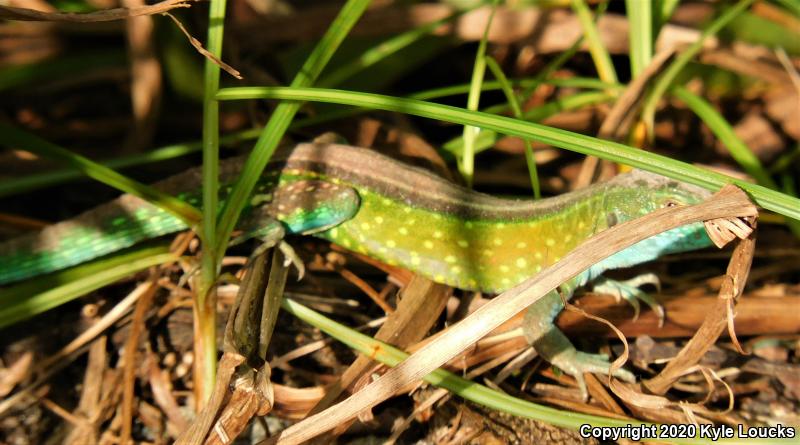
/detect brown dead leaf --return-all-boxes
[765,87,800,141]
[122,0,162,153]
[575,49,677,188]
[646,188,757,395]
[728,113,784,162]
[272,384,326,420]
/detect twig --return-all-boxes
[0,0,192,22]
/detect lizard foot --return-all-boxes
[277,241,305,280]
[232,223,305,280]
[250,240,305,280]
[592,274,663,325]
[547,346,636,400]
[524,293,636,400]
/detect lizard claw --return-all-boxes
[278,241,305,281]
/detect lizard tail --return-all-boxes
[0,194,188,285]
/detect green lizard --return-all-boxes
[0,141,712,390]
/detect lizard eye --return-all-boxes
[664,199,679,208]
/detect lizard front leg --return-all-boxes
[592,273,663,323]
[232,178,360,278]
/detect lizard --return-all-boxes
[0,141,713,391]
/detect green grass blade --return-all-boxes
[0,245,174,329]
[411,77,617,100]
[0,141,205,198]
[655,0,681,33]
[672,86,776,189]
[461,0,500,187]
[0,123,201,225]
[196,0,230,403]
[0,78,618,199]
[0,128,266,198]
[318,10,464,88]
[213,0,372,265]
[215,86,800,220]
[484,55,540,198]
[571,0,618,85]
[626,0,652,78]
[443,91,615,157]
[298,78,617,132]
[773,0,800,17]
[201,0,228,258]
[642,0,755,139]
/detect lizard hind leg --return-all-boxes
[523,290,635,400]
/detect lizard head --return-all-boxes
[602,170,714,256]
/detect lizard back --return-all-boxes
[0,143,711,287]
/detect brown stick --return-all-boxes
[555,292,798,338]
